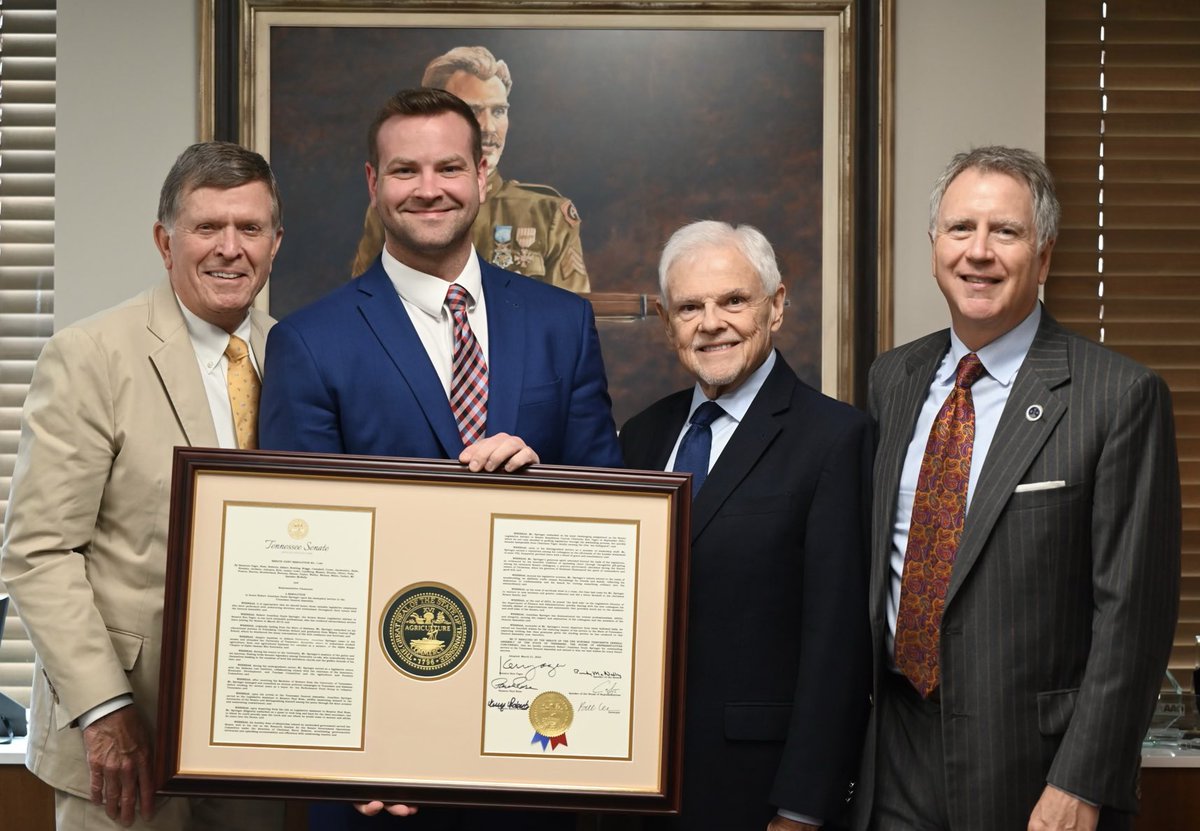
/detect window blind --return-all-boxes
[0,0,55,709]
[1045,0,1199,687]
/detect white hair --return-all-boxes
[658,221,781,301]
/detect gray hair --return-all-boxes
[658,221,782,300]
[928,145,1060,252]
[422,45,513,94]
[158,141,281,230]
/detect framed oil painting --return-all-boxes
[203,0,890,419]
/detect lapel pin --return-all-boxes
[1025,404,1043,422]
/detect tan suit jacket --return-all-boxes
[1,278,272,797]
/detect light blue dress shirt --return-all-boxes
[885,304,1042,658]
[665,350,777,473]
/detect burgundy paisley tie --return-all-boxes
[895,352,985,698]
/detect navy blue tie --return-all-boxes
[672,401,725,499]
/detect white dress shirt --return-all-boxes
[666,350,777,473]
[178,301,260,450]
[381,246,488,398]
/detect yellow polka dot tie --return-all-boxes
[224,334,260,450]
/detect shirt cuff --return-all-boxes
[777,808,823,826]
[77,695,133,729]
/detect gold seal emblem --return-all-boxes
[380,584,475,680]
[287,518,309,540]
[529,691,574,738]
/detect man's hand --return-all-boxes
[767,816,819,831]
[1028,785,1100,831]
[354,801,419,817]
[82,706,156,827]
[459,433,539,472]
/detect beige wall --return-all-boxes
[55,0,1044,349]
[890,0,1045,346]
[56,0,196,327]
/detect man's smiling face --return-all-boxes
[658,244,785,399]
[154,181,281,333]
[366,111,487,279]
[932,168,1053,350]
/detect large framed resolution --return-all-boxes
[156,449,690,812]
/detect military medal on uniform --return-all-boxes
[513,226,538,269]
[491,224,515,269]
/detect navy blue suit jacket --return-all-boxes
[619,353,873,828]
[260,257,621,468]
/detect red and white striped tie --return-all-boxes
[445,283,488,445]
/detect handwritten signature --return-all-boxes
[500,656,565,678]
[487,697,531,713]
[591,679,621,696]
[489,656,567,691]
[578,700,622,715]
[573,668,623,679]
[489,675,535,691]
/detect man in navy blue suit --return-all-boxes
[260,87,620,829]
[260,87,620,474]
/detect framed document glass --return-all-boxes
[157,449,690,813]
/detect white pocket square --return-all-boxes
[1014,480,1067,493]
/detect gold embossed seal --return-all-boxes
[287,518,309,540]
[529,691,573,738]
[380,584,475,680]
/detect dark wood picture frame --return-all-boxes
[157,448,691,812]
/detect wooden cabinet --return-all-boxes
[1135,767,1200,830]
[0,765,308,831]
[0,763,53,829]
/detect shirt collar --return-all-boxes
[687,349,777,422]
[946,303,1041,388]
[381,245,484,319]
[176,295,253,371]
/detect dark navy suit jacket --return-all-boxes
[260,256,620,468]
[619,353,873,829]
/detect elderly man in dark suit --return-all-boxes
[619,220,873,830]
[853,146,1180,831]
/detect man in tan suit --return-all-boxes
[1,142,286,830]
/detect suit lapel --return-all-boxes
[873,334,948,566]
[146,279,219,447]
[642,394,691,472]
[946,315,1070,605]
[248,310,270,363]
[480,263,525,437]
[690,354,790,541]
[355,265,463,456]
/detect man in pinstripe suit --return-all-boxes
[853,147,1180,831]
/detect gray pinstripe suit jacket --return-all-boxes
[854,309,1180,829]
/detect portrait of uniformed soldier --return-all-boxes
[351,45,591,292]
